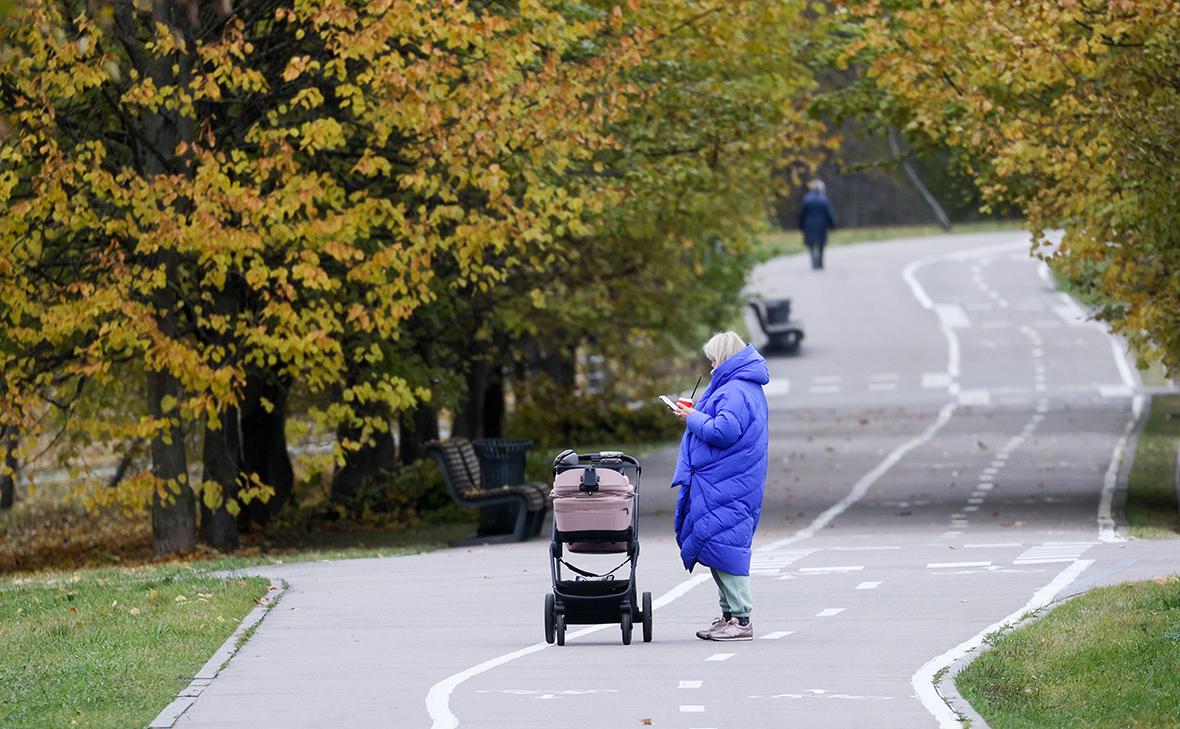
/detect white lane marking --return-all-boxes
[763,379,790,397]
[962,506,979,512]
[816,608,845,617]
[941,531,963,538]
[935,303,971,329]
[425,573,711,729]
[680,705,706,712]
[965,542,1021,548]
[912,559,1093,728]
[760,631,795,640]
[1098,385,1133,398]
[759,401,958,553]
[799,565,864,573]
[927,561,991,569]
[1014,542,1095,565]
[855,581,882,590]
[869,373,900,382]
[922,372,953,389]
[705,653,736,662]
[809,384,841,395]
[958,390,991,406]
[679,680,703,689]
[1099,394,1145,542]
[869,382,899,392]
[967,498,983,505]
[474,689,619,700]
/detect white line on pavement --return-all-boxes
[426,572,712,729]
[912,559,1093,728]
[760,631,795,640]
[705,653,735,662]
[1099,394,1144,542]
[816,608,845,617]
[758,401,958,553]
[678,681,703,689]
[855,582,882,590]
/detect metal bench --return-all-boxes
[429,438,549,543]
[747,296,805,353]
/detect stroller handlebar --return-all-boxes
[552,449,642,476]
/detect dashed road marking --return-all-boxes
[963,505,979,512]
[1014,542,1095,565]
[678,680,702,689]
[809,384,841,395]
[869,373,899,382]
[855,581,882,590]
[869,382,899,392]
[816,608,845,617]
[813,375,843,384]
[760,631,794,640]
[705,653,735,662]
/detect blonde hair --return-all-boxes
[703,331,746,367]
[808,178,826,193]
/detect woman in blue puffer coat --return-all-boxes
[672,331,770,641]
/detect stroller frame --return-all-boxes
[544,450,652,646]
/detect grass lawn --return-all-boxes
[754,219,1024,263]
[1125,394,1180,539]
[956,576,1180,728]
[0,566,270,729]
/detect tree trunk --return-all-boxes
[330,406,397,505]
[200,406,241,551]
[239,373,294,529]
[0,425,17,510]
[398,403,440,466]
[482,368,505,438]
[148,370,196,555]
[452,361,490,439]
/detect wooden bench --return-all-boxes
[747,296,805,353]
[429,438,549,543]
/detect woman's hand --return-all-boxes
[675,404,696,421]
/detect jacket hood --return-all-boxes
[710,344,769,389]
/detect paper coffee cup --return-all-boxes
[677,398,694,408]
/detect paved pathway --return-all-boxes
[171,232,1180,729]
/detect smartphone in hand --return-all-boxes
[659,395,678,412]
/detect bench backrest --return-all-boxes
[430,438,482,497]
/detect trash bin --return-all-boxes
[764,298,793,325]
[472,438,533,535]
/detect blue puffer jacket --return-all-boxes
[671,345,770,575]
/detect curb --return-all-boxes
[149,577,287,728]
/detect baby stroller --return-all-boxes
[544,449,652,646]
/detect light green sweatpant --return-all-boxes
[710,567,753,619]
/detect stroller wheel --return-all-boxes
[642,591,653,643]
[555,613,566,646]
[544,593,556,644]
[621,609,633,645]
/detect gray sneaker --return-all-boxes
[696,617,728,640]
[708,618,753,641]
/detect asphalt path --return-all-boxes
[170,232,1180,729]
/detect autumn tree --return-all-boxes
[843,0,1180,369]
[0,0,645,550]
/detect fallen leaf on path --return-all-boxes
[640,720,652,726]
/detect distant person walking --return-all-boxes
[798,178,836,270]
[671,332,769,641]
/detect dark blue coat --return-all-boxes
[797,190,836,246]
[671,345,770,575]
